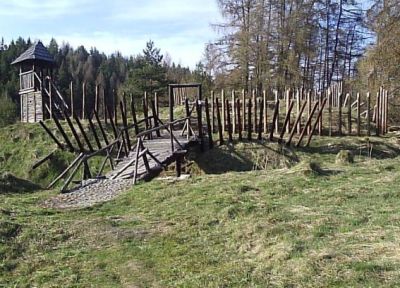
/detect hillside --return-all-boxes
[2,120,400,286]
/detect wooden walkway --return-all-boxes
[107,131,196,181]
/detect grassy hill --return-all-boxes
[2,120,400,287]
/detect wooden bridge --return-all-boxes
[36,84,212,192]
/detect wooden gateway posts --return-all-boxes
[36,80,391,193]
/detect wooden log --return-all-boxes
[196,100,204,152]
[232,90,236,134]
[347,93,352,135]
[237,98,242,141]
[286,90,291,133]
[49,153,84,189]
[120,101,131,150]
[211,90,215,133]
[226,99,233,142]
[114,89,118,126]
[258,98,263,140]
[95,84,99,113]
[318,92,322,135]
[39,121,64,150]
[107,105,118,139]
[357,93,361,136]
[184,98,192,137]
[279,100,294,141]
[338,93,342,136]
[242,89,246,132]
[103,87,107,123]
[269,99,280,141]
[263,90,267,134]
[376,92,380,136]
[328,88,332,137]
[82,82,86,119]
[274,90,279,133]
[130,95,139,135]
[307,91,311,135]
[221,89,225,134]
[70,81,74,117]
[32,151,55,170]
[143,97,150,139]
[305,98,327,146]
[216,97,224,145]
[132,138,141,184]
[367,92,371,136]
[296,101,319,147]
[154,92,159,118]
[287,100,307,145]
[150,100,161,137]
[93,110,109,146]
[385,90,389,134]
[205,98,213,149]
[253,90,257,133]
[296,89,301,134]
[53,115,75,152]
[74,115,94,152]
[88,115,102,150]
[247,97,252,140]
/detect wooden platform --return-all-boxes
[107,131,196,181]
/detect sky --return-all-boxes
[0,0,222,68]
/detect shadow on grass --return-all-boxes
[0,173,41,194]
[295,138,400,160]
[189,139,299,174]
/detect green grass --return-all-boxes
[2,131,400,286]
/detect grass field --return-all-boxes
[2,120,400,287]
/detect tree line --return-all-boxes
[0,37,210,127]
[206,0,400,96]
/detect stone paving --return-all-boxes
[42,178,133,209]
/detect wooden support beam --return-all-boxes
[287,100,307,146]
[48,153,83,189]
[376,92,380,136]
[279,100,294,141]
[263,90,267,134]
[52,115,75,152]
[130,94,139,135]
[63,111,85,152]
[247,97,252,140]
[338,93,342,136]
[119,101,131,150]
[196,100,204,152]
[232,90,236,134]
[305,99,327,146]
[205,98,213,149]
[211,91,215,133]
[107,105,118,139]
[74,115,94,152]
[367,92,371,136]
[269,99,280,141]
[31,151,55,170]
[295,102,319,147]
[39,120,64,150]
[149,100,160,138]
[216,97,224,145]
[226,98,233,142]
[237,98,242,141]
[88,114,102,150]
[357,93,361,136]
[347,93,352,135]
[93,110,109,146]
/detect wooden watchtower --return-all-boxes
[11,41,68,123]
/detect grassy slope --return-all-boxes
[2,130,400,287]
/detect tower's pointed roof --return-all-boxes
[11,41,55,65]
